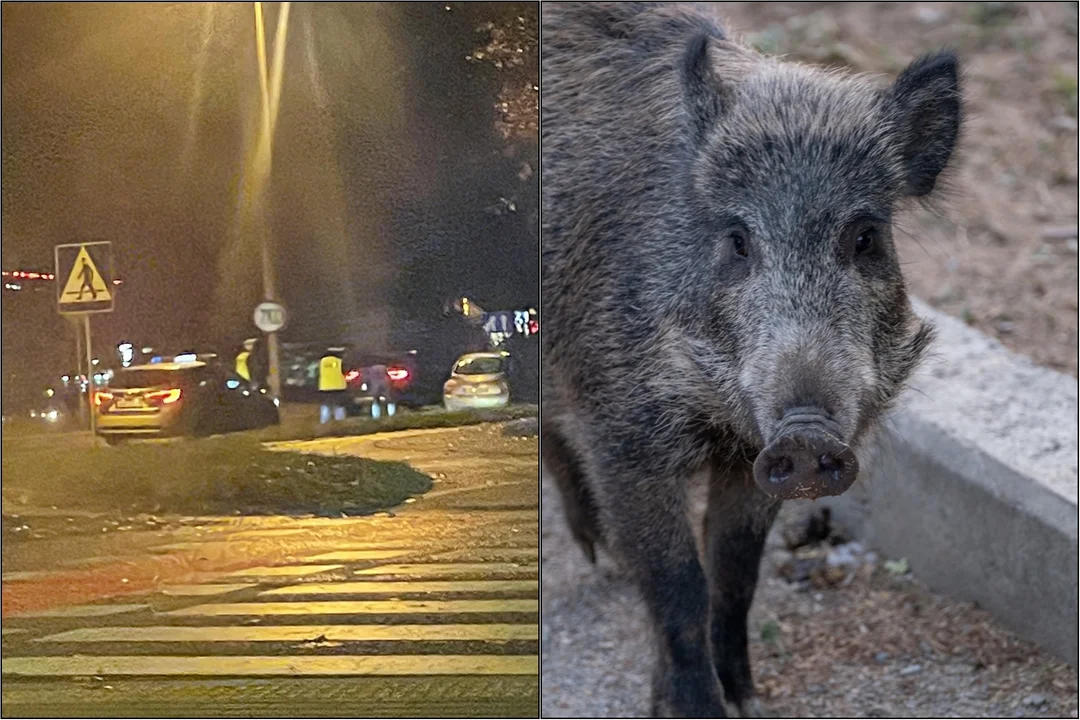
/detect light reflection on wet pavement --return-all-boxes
[1,423,539,717]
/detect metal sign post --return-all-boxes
[69,314,88,428]
[55,241,114,435]
[83,315,95,435]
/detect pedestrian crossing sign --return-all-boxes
[55,241,114,314]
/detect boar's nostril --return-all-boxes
[768,456,794,484]
[818,453,845,473]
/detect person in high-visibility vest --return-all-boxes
[318,347,348,424]
[235,339,256,383]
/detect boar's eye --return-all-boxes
[854,227,877,256]
[731,230,749,259]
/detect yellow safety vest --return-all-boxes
[318,355,346,391]
[235,351,251,381]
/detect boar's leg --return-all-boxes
[541,421,602,563]
[704,463,781,717]
[590,462,727,717]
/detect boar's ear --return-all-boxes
[681,32,726,140]
[886,50,962,197]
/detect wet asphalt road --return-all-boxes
[1,424,539,717]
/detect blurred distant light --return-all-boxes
[226,379,241,389]
[4,283,21,291]
[45,388,54,398]
[175,353,197,363]
[150,356,163,364]
[273,397,280,407]
[142,347,154,354]
[91,358,100,366]
[61,375,70,383]
[45,409,60,423]
[1,270,54,281]
[118,343,134,367]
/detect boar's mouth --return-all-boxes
[752,408,859,500]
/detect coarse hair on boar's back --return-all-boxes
[541,2,961,717]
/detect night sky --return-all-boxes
[1,2,538,404]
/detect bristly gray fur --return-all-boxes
[541,3,961,716]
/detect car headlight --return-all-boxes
[45,409,60,422]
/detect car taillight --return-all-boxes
[94,391,114,407]
[146,388,182,404]
[345,369,361,383]
[388,367,409,382]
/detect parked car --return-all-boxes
[279,342,429,408]
[343,350,420,416]
[442,351,510,411]
[94,361,279,444]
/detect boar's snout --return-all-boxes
[752,409,859,500]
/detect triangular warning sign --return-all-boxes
[60,245,112,304]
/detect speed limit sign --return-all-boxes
[253,301,287,333]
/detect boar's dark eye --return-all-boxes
[854,227,877,256]
[731,231,749,259]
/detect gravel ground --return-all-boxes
[541,474,1079,718]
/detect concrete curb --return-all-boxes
[817,297,1078,664]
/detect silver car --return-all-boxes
[443,352,510,411]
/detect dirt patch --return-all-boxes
[1,434,431,523]
[717,1,1079,376]
[751,505,1078,717]
[541,475,1078,718]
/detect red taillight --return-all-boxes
[345,369,361,383]
[387,367,409,382]
[147,388,182,404]
[94,391,114,407]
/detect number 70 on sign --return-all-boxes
[253,302,287,333]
